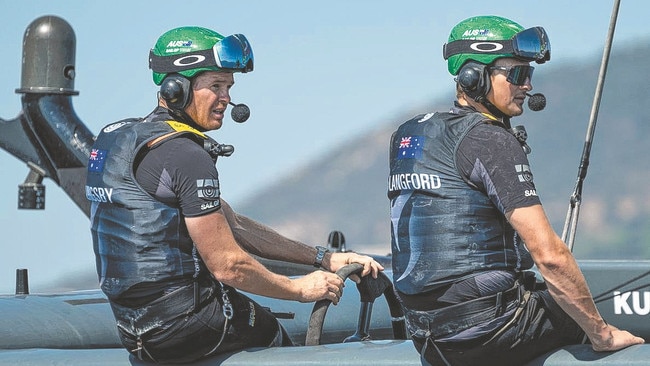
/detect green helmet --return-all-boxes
[150,26,254,85]
[444,16,525,76]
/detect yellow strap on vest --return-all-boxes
[165,120,206,138]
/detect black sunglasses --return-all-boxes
[489,65,535,85]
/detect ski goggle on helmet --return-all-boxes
[443,16,551,76]
[150,26,254,85]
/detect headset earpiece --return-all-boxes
[159,74,191,110]
[457,61,490,102]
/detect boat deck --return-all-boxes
[1,341,649,365]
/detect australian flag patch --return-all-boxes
[88,149,108,172]
[397,136,424,159]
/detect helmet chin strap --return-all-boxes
[481,99,511,128]
[480,98,532,154]
[460,92,511,128]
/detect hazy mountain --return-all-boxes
[236,39,650,260]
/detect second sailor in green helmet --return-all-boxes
[388,15,643,366]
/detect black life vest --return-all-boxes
[86,114,212,301]
[389,111,532,295]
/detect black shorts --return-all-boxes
[116,284,292,364]
[412,287,586,366]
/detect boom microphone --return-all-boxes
[229,102,250,123]
[526,93,546,111]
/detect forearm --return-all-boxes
[509,193,643,351]
[220,199,321,265]
[508,205,612,346]
[536,247,611,346]
[215,251,302,301]
[186,211,303,301]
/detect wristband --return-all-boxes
[313,246,329,268]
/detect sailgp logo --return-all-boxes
[515,164,533,182]
[614,291,650,315]
[103,121,128,133]
[417,113,434,123]
[196,179,220,199]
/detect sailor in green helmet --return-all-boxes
[85,26,383,363]
[388,15,643,365]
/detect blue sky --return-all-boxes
[0,0,648,293]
